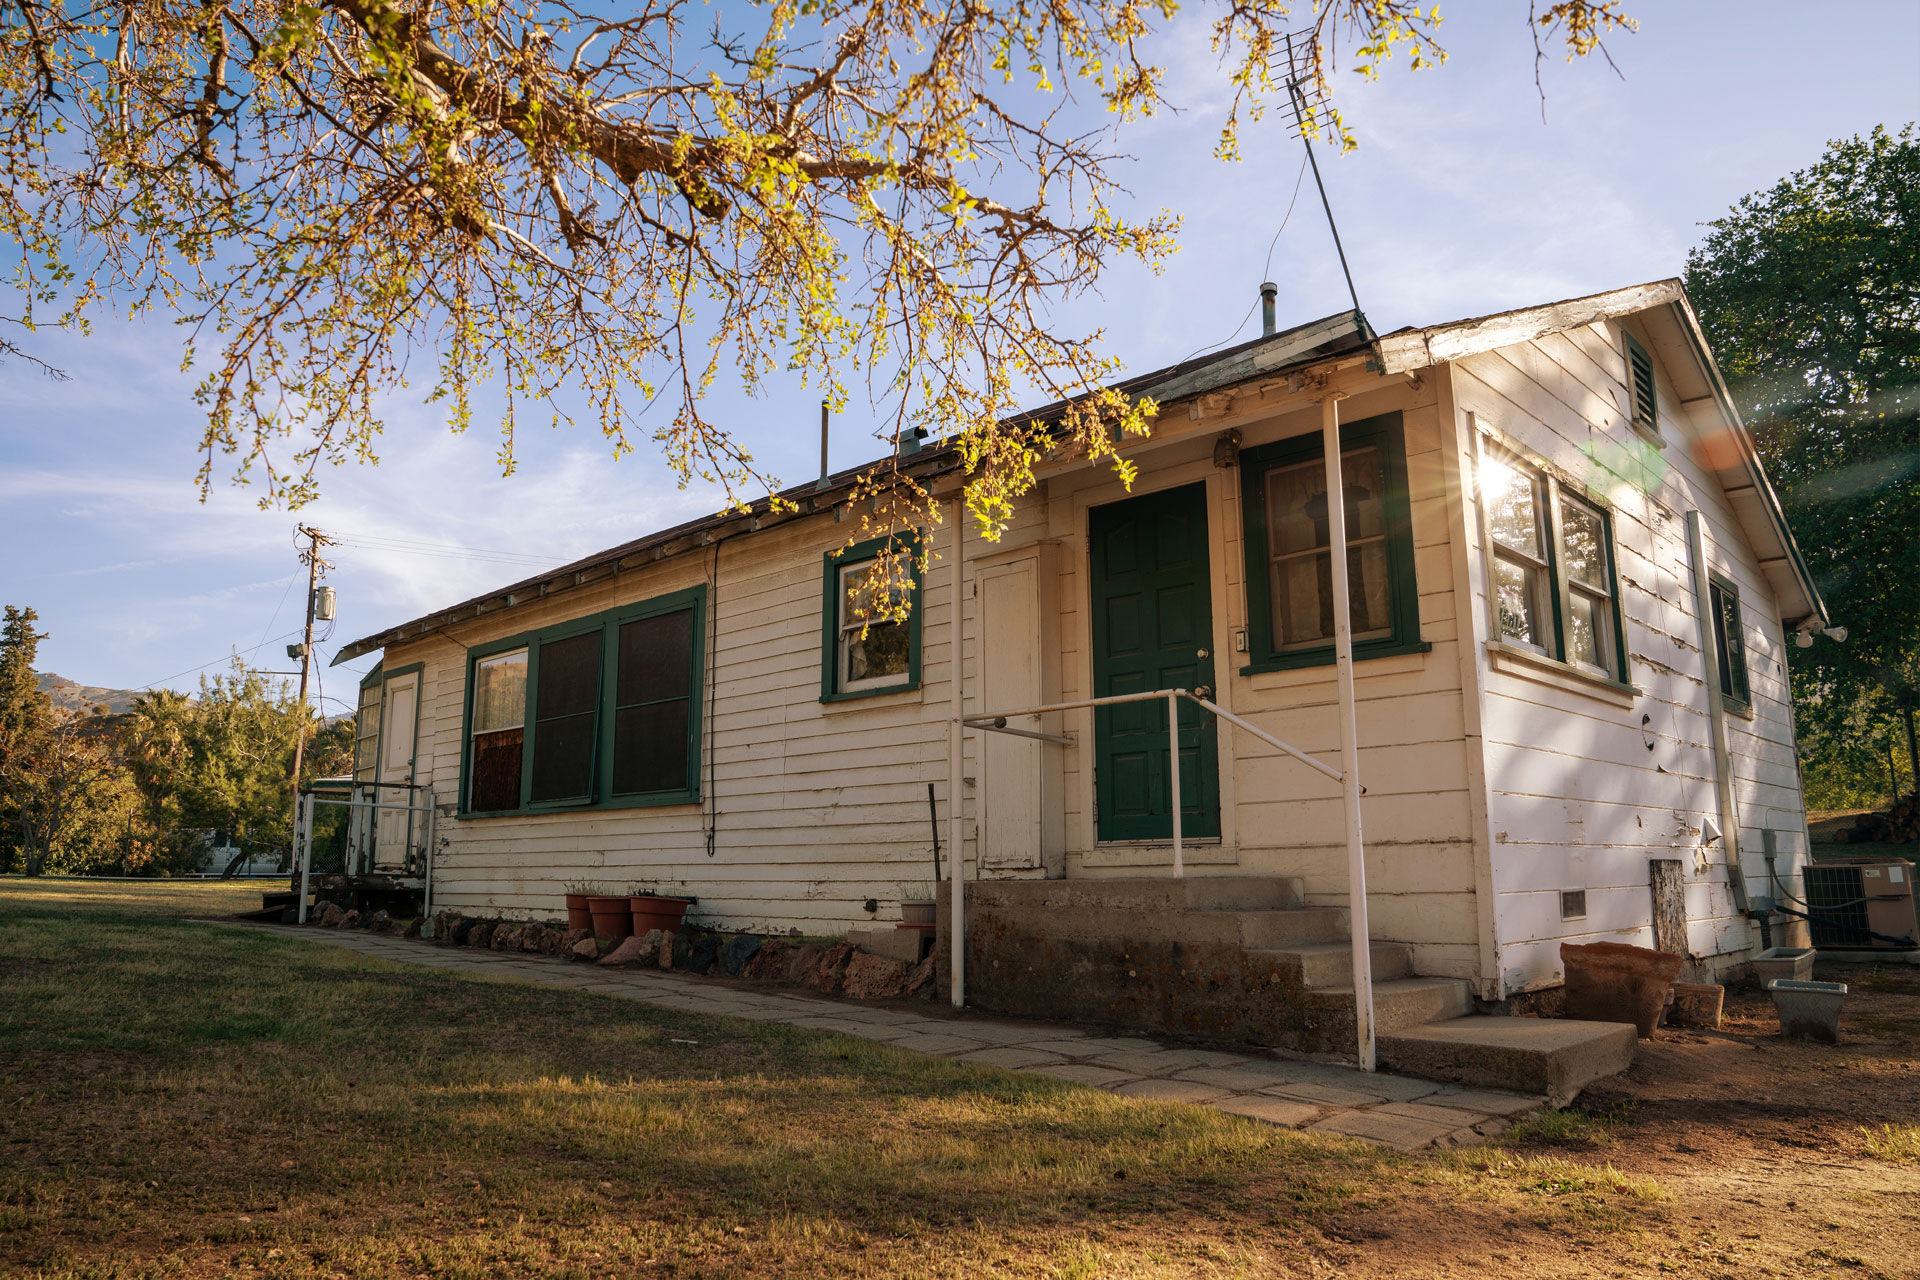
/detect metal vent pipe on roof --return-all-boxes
[816,400,830,490]
[1261,282,1278,337]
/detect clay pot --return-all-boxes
[1560,941,1684,1037]
[630,894,693,936]
[587,895,634,940]
[564,893,593,932]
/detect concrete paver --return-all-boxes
[247,924,1542,1151]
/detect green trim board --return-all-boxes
[457,585,707,817]
[1237,410,1427,675]
[820,530,923,702]
[1088,482,1221,842]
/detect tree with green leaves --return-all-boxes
[3,0,1633,553]
[1686,124,1920,807]
[0,605,52,870]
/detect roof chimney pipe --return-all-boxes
[1260,282,1278,337]
[816,400,830,490]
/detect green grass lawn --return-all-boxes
[0,879,1674,1279]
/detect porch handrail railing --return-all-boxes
[294,783,438,924]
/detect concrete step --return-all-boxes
[1215,908,1350,948]
[1378,1016,1637,1106]
[1250,941,1413,989]
[1179,876,1305,912]
[1314,976,1474,1033]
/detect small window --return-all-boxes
[1238,411,1424,672]
[1480,446,1629,683]
[822,533,922,700]
[353,674,383,779]
[1709,577,1751,713]
[469,648,528,812]
[1625,332,1658,439]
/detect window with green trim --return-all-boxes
[821,532,922,700]
[1709,576,1751,713]
[460,586,705,815]
[1625,331,1659,439]
[1482,448,1629,682]
[1238,411,1423,673]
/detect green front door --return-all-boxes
[1089,482,1220,842]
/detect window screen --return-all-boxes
[612,609,694,795]
[529,632,600,804]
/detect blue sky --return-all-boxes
[3,1,1916,713]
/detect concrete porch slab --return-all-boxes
[1378,1016,1637,1107]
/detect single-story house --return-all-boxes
[331,278,1825,1065]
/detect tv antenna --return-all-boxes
[1276,28,1364,320]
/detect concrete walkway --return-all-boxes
[250,925,1543,1151]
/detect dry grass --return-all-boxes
[1859,1124,1920,1164]
[0,878,1685,1279]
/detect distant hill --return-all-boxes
[35,672,148,716]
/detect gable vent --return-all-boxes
[1626,334,1658,437]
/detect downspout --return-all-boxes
[1684,511,1753,915]
[948,497,968,1007]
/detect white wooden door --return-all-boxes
[372,670,419,872]
[980,559,1043,871]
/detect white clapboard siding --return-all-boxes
[1453,315,1810,992]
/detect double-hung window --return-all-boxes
[1238,411,1423,672]
[1708,576,1751,714]
[1481,447,1628,682]
[822,532,922,700]
[462,586,705,814]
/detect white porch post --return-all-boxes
[296,791,314,924]
[1322,394,1377,1071]
[948,497,968,1007]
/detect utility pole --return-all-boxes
[288,525,336,794]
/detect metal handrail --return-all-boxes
[959,686,1342,878]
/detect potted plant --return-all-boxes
[628,885,697,935]
[587,890,634,940]
[898,884,936,926]
[564,881,610,932]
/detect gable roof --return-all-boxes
[334,280,1824,664]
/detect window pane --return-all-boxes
[613,701,690,795]
[1562,501,1609,590]
[1264,447,1383,558]
[472,649,527,734]
[1569,589,1610,671]
[618,611,692,705]
[1269,543,1393,649]
[535,633,599,718]
[1713,584,1749,704]
[1263,446,1389,651]
[470,727,523,810]
[530,712,596,803]
[845,620,911,683]
[530,633,600,803]
[1483,457,1540,558]
[1494,555,1545,646]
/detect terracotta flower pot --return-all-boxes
[564,893,594,932]
[588,895,634,940]
[630,895,692,936]
[1560,941,1684,1037]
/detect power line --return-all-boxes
[1178,152,1312,365]
[136,628,307,693]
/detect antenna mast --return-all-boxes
[1279,30,1364,320]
